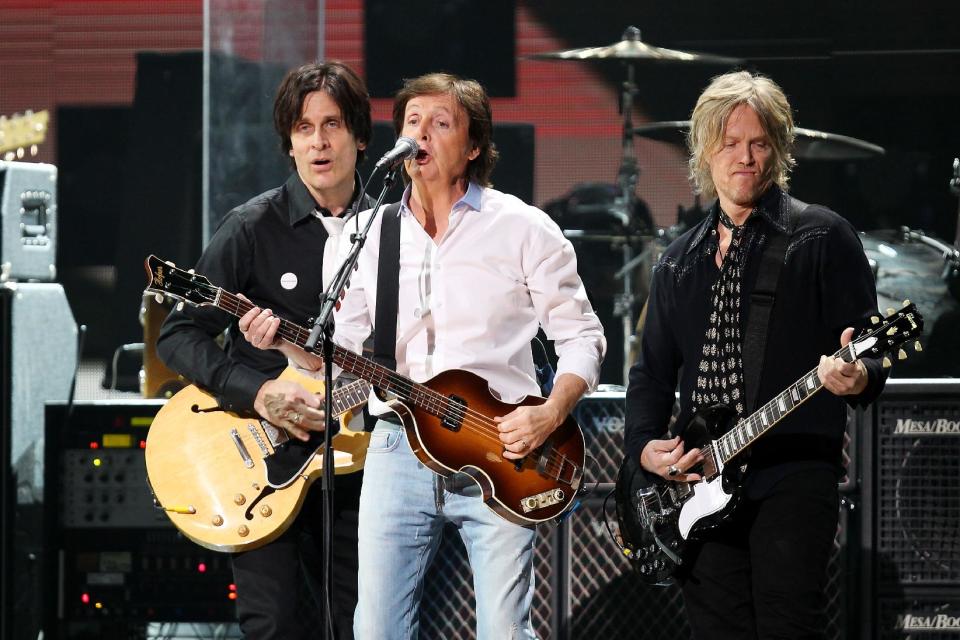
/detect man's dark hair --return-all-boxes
[391,72,499,186]
[273,60,372,163]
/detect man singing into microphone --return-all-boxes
[157,60,373,639]
[241,72,606,638]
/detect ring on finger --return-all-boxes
[520,439,527,450]
[667,464,680,477]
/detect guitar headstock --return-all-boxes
[144,255,218,309]
[852,301,924,366]
[0,110,49,160]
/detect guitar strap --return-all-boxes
[742,196,805,413]
[373,202,403,371]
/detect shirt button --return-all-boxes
[413,308,422,319]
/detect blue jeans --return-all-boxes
[354,421,537,640]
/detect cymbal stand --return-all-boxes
[612,55,639,385]
[951,157,959,248]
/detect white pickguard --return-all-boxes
[676,452,732,539]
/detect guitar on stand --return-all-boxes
[0,110,49,160]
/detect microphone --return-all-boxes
[374,136,419,171]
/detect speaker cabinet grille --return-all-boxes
[876,399,960,586]
[572,393,626,485]
[564,491,692,639]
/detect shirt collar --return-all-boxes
[399,181,483,217]
[686,184,789,254]
[285,171,364,226]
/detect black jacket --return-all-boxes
[157,172,374,412]
[625,185,888,496]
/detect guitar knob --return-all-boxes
[237,525,249,537]
[915,341,923,352]
[524,498,538,510]
[211,515,224,526]
[553,489,564,501]
[154,293,164,304]
[259,505,272,517]
[234,494,246,506]
[898,349,907,361]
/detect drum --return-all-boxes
[862,229,960,377]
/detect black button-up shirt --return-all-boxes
[157,172,373,412]
[625,185,888,495]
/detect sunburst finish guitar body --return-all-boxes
[145,367,370,553]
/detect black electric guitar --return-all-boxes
[614,302,923,584]
[144,255,586,525]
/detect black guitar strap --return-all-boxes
[742,196,804,413]
[373,202,403,371]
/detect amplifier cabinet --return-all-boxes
[867,381,960,588]
[0,161,57,282]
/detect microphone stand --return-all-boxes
[303,164,398,640]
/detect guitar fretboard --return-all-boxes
[214,290,456,420]
[715,343,855,464]
[207,289,371,415]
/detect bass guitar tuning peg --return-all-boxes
[882,356,892,368]
[176,301,184,312]
[871,316,881,325]
[914,341,923,352]
[902,298,911,307]
[154,293,164,304]
[886,307,896,316]
[898,349,908,361]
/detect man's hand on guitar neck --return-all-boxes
[237,295,324,373]
[818,327,868,397]
[640,436,704,483]
[253,379,326,441]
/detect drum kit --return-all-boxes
[531,26,960,382]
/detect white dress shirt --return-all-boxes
[332,182,605,405]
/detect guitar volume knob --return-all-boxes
[211,515,224,526]
[234,494,246,505]
[237,525,249,537]
[259,505,272,517]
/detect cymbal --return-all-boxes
[527,26,743,66]
[632,120,886,160]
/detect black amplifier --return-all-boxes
[44,401,237,639]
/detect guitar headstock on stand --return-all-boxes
[0,110,49,161]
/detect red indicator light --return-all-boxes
[81,593,90,604]
[139,440,147,449]
[228,583,237,592]
[197,563,207,573]
[228,592,238,600]
[89,442,99,449]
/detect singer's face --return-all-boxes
[289,90,365,212]
[400,93,479,187]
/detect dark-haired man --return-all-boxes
[157,60,373,640]
[241,72,606,639]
